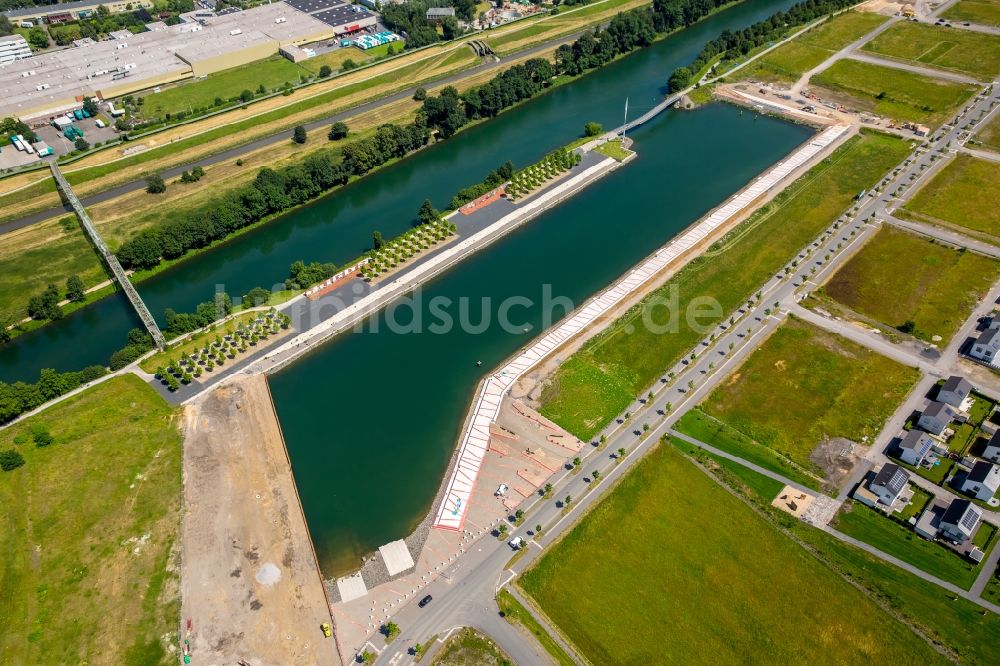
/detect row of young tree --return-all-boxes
[667,0,861,91]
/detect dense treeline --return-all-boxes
[117,124,428,271]
[450,161,514,209]
[0,365,107,425]
[382,0,474,48]
[667,0,860,91]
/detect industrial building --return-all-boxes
[0,35,32,66]
[0,3,335,119]
[2,0,155,25]
[284,0,378,34]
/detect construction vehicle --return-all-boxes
[321,623,332,637]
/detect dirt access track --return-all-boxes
[180,374,340,666]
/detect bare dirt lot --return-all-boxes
[180,374,340,666]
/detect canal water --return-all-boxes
[0,0,800,383]
[271,61,812,576]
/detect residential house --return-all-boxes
[425,6,455,22]
[914,500,946,540]
[970,328,1000,364]
[940,499,983,543]
[917,401,957,437]
[961,460,1000,501]
[938,376,973,411]
[870,463,911,506]
[897,429,935,467]
[984,430,1000,463]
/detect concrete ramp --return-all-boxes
[378,540,415,577]
[336,573,368,603]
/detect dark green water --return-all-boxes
[0,0,800,383]
[270,110,811,574]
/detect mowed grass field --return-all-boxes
[833,501,988,589]
[0,375,182,665]
[539,131,911,441]
[741,11,888,82]
[701,317,919,471]
[143,56,311,118]
[684,444,1000,664]
[812,59,978,127]
[902,154,1000,237]
[822,225,1000,342]
[978,112,1000,152]
[943,0,1000,28]
[861,21,1000,81]
[519,445,941,664]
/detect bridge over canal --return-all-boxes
[49,163,166,349]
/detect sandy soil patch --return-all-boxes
[180,374,340,666]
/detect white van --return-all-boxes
[508,536,524,550]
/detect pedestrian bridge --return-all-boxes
[49,164,166,349]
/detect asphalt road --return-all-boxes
[0,34,585,236]
[369,76,1000,666]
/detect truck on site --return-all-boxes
[21,137,35,154]
[52,116,72,129]
[33,141,53,157]
[11,135,25,151]
[95,119,106,128]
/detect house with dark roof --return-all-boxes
[984,430,1000,464]
[425,6,455,22]
[870,463,911,506]
[917,401,957,437]
[940,499,982,543]
[938,376,974,411]
[897,429,935,467]
[960,460,1000,501]
[971,328,1000,365]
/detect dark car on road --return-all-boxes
[419,595,433,608]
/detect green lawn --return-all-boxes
[742,11,888,82]
[495,590,574,666]
[538,131,912,441]
[431,627,513,666]
[900,486,932,521]
[894,455,954,486]
[0,374,182,665]
[943,0,1000,28]
[901,154,1000,238]
[702,317,920,472]
[833,501,985,589]
[592,139,632,162]
[812,59,978,128]
[669,434,786,501]
[861,21,1000,81]
[0,218,108,321]
[694,454,1000,663]
[674,409,823,491]
[299,48,375,75]
[140,56,311,118]
[821,225,1000,342]
[520,445,942,664]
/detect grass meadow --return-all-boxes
[539,131,912,441]
[978,112,1000,152]
[0,375,182,665]
[821,225,1000,342]
[741,11,888,82]
[861,21,1000,80]
[901,154,1000,238]
[519,444,942,664]
[832,501,988,589]
[812,59,978,128]
[943,0,1000,28]
[701,317,920,472]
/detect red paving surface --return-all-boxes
[305,269,362,301]
[459,185,507,215]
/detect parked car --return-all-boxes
[419,594,433,608]
[495,483,508,497]
[508,536,524,550]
